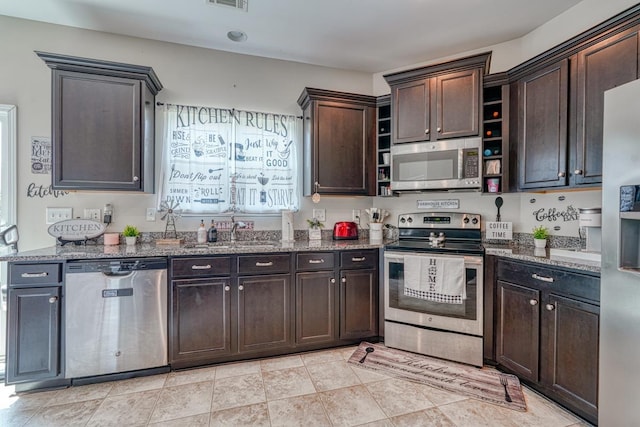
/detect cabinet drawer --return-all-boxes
[9,263,62,286]
[296,252,335,271]
[340,250,378,269]
[171,257,231,278]
[238,254,290,274]
[497,259,600,303]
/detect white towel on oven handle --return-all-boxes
[403,254,466,300]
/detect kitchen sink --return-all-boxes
[183,242,279,250]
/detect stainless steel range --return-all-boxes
[384,212,484,366]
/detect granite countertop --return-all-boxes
[0,238,386,262]
[484,243,601,275]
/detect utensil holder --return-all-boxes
[370,223,383,243]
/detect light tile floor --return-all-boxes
[0,346,592,426]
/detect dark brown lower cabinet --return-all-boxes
[171,278,232,363]
[296,270,337,345]
[238,274,293,353]
[495,259,599,425]
[339,268,378,340]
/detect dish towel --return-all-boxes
[403,254,466,304]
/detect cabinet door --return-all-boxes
[574,28,640,186]
[542,294,599,423]
[238,274,293,353]
[170,278,232,363]
[312,100,375,195]
[295,271,337,345]
[435,69,480,139]
[496,280,540,382]
[518,60,569,189]
[6,287,60,384]
[392,79,431,143]
[339,268,378,340]
[53,70,144,191]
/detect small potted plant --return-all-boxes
[306,218,324,240]
[123,225,140,246]
[532,225,549,248]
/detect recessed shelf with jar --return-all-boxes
[376,95,395,197]
[481,79,509,194]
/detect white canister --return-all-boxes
[281,209,294,242]
[370,223,383,243]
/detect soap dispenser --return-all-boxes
[197,220,207,244]
[207,219,217,243]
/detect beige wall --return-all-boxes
[2,0,633,250]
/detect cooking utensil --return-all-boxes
[495,196,503,222]
[359,347,374,363]
[499,375,512,402]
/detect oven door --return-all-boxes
[384,251,483,336]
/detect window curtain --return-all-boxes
[158,104,299,214]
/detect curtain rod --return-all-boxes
[156,102,302,119]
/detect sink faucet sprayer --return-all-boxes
[230,216,247,242]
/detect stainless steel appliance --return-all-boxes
[65,258,168,379]
[600,79,640,425]
[390,137,482,191]
[384,212,484,366]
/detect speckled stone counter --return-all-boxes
[0,238,386,262]
[484,243,600,274]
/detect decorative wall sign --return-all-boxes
[532,205,579,222]
[486,221,513,240]
[47,219,105,242]
[31,137,51,174]
[26,183,69,198]
[158,104,299,214]
[417,199,460,210]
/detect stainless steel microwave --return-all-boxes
[390,138,482,191]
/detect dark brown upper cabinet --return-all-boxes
[298,88,377,196]
[384,52,490,144]
[574,26,640,186]
[37,52,162,192]
[516,60,569,190]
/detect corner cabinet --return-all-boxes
[384,52,490,144]
[37,51,162,192]
[298,88,377,196]
[494,258,600,425]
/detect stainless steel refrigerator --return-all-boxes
[601,78,640,425]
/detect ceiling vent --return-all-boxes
[207,0,248,12]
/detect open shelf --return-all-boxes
[376,95,395,197]
[482,77,509,194]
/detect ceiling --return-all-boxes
[0,0,584,73]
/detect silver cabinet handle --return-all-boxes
[239,285,244,291]
[529,299,538,306]
[341,277,346,283]
[224,286,230,291]
[558,172,566,178]
[330,278,336,284]
[532,273,554,283]
[425,128,430,134]
[574,169,583,175]
[546,304,556,311]
[255,261,274,267]
[191,264,212,270]
[49,296,58,304]
[21,272,48,278]
[308,259,325,264]
[133,176,139,182]
[351,256,366,262]
[437,127,442,132]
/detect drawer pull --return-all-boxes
[529,299,538,306]
[49,296,58,304]
[255,261,274,267]
[308,259,325,264]
[191,264,212,270]
[532,273,554,283]
[546,304,556,311]
[341,277,346,283]
[21,272,49,278]
[224,286,230,291]
[351,256,366,262]
[239,285,244,291]
[330,278,336,284]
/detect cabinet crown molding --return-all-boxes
[383,52,491,85]
[297,87,377,110]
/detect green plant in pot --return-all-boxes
[123,225,140,245]
[306,218,324,240]
[532,225,549,248]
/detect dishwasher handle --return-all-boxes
[100,270,135,278]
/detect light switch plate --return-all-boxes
[46,207,72,224]
[146,208,156,222]
[312,208,326,221]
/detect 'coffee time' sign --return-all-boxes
[486,221,513,240]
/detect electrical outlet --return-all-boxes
[352,209,361,224]
[312,208,326,222]
[146,208,156,222]
[46,207,72,224]
[84,208,101,221]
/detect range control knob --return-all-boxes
[471,217,479,225]
[463,217,470,224]
[407,217,413,223]
[400,217,406,224]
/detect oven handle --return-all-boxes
[384,252,483,266]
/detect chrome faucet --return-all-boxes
[230,216,246,243]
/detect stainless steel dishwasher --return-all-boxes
[65,258,167,379]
